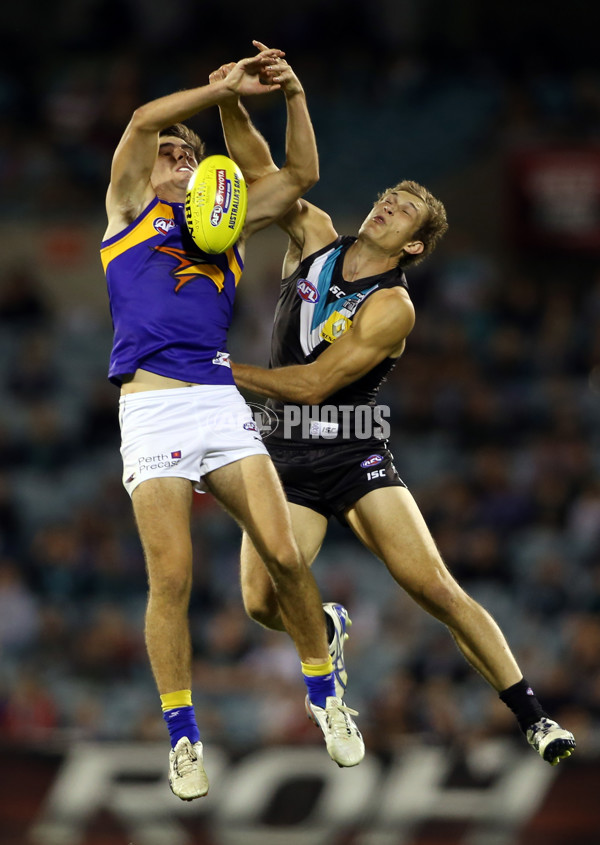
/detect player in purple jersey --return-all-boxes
[102,44,364,801]
[212,46,576,768]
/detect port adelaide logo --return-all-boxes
[297,278,320,303]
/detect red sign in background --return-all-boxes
[508,147,600,252]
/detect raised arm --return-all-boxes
[239,57,321,240]
[214,44,337,260]
[212,61,278,184]
[105,47,284,232]
[232,287,415,404]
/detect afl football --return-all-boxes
[185,154,247,254]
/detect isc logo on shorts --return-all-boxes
[297,278,320,303]
[360,454,383,468]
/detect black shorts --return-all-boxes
[266,440,406,521]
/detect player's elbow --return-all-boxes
[301,381,333,405]
[294,174,318,196]
[301,162,319,192]
[285,163,319,195]
[245,164,279,185]
[290,364,337,405]
[305,157,319,187]
[300,388,323,405]
[130,105,160,132]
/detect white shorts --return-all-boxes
[118,385,268,497]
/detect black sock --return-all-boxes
[324,610,335,646]
[499,677,547,733]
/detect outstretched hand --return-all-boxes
[209,43,304,99]
[252,40,304,96]
[209,62,236,85]
[217,47,285,98]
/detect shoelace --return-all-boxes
[533,718,555,738]
[175,744,198,777]
[327,702,360,737]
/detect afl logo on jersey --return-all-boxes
[297,278,320,303]
[360,454,384,468]
[154,217,176,235]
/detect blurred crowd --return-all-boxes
[1,0,600,762]
[2,1,600,219]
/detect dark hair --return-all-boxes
[159,124,206,164]
[378,179,448,267]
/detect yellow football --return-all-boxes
[185,154,247,254]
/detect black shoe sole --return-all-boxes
[543,738,576,764]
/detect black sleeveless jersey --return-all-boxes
[265,235,409,446]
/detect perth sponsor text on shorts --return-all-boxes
[138,453,182,472]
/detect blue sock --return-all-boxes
[163,705,200,748]
[303,671,336,708]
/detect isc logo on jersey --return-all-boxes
[360,454,383,468]
[297,278,320,303]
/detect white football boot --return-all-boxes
[168,737,209,800]
[305,695,365,767]
[526,717,576,766]
[323,602,351,699]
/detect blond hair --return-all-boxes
[378,179,448,267]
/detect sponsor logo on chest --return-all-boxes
[330,285,369,312]
[320,311,352,343]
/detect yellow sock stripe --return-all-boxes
[160,689,193,712]
[301,657,333,677]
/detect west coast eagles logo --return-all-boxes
[152,245,227,293]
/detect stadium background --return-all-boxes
[1,1,600,842]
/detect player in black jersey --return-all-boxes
[211,51,576,767]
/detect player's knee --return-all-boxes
[415,572,467,623]
[244,590,279,629]
[147,561,192,605]
[261,542,305,587]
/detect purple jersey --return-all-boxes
[100,196,243,386]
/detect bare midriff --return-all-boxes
[120,368,198,394]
